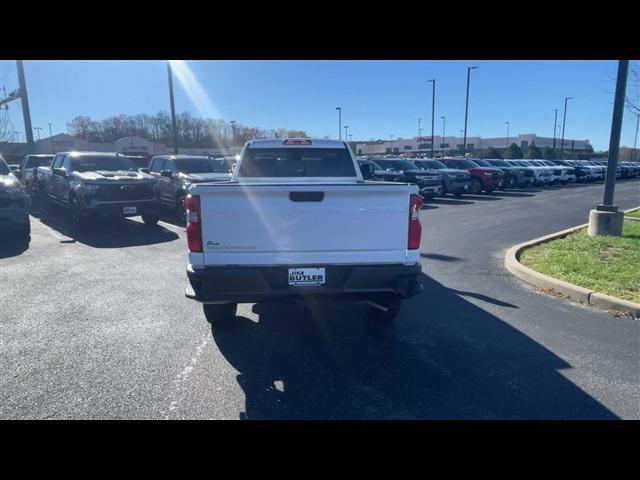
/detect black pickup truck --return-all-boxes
[38,151,160,226]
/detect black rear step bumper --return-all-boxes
[186,262,423,304]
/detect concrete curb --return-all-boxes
[623,206,640,221]
[504,218,640,317]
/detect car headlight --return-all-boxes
[2,179,25,199]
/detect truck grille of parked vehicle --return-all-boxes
[95,183,156,201]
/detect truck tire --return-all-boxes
[469,178,482,194]
[368,297,402,321]
[142,214,160,227]
[203,303,238,326]
[68,196,86,228]
[439,181,448,197]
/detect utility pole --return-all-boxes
[463,66,478,154]
[167,61,179,155]
[559,96,574,159]
[336,107,342,140]
[552,108,558,150]
[441,116,446,156]
[34,126,42,141]
[16,61,34,154]
[587,60,629,237]
[418,118,422,138]
[344,125,349,142]
[633,113,639,162]
[428,79,435,159]
[48,123,53,154]
[505,121,510,149]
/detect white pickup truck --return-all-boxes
[184,138,424,323]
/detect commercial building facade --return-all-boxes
[354,134,591,157]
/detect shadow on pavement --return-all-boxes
[460,194,502,201]
[30,201,178,248]
[209,274,617,419]
[421,253,465,262]
[491,191,536,198]
[430,198,475,206]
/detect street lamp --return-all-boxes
[463,66,479,154]
[459,130,464,152]
[34,126,42,141]
[48,122,53,154]
[559,96,574,160]
[344,125,349,142]
[336,107,342,140]
[167,61,179,155]
[418,118,422,138]
[428,79,435,159]
[505,121,510,148]
[633,113,639,163]
[552,109,558,150]
[440,116,446,155]
[230,120,236,147]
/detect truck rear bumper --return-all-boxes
[185,262,423,304]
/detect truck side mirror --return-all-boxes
[53,168,67,177]
[14,170,22,180]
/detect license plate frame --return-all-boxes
[123,206,137,215]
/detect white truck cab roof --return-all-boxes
[246,138,347,149]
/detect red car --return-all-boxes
[440,158,504,194]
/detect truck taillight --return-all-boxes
[185,194,203,252]
[408,194,423,250]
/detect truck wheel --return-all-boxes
[203,303,238,326]
[368,297,402,321]
[142,214,160,227]
[469,178,482,194]
[439,182,448,197]
[68,196,86,227]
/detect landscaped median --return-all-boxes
[505,207,640,317]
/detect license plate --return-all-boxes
[123,206,137,215]
[288,268,326,287]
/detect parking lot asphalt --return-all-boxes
[1,180,639,419]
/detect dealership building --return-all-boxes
[353,134,591,157]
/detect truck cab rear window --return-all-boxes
[238,148,356,177]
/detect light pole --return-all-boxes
[344,125,349,141]
[428,79,435,159]
[418,118,422,138]
[440,116,446,155]
[633,113,639,162]
[167,61,179,155]
[559,96,574,160]
[336,107,342,140]
[16,60,34,153]
[505,121,510,148]
[459,130,464,153]
[48,122,53,154]
[34,126,42,141]
[389,134,394,154]
[230,120,236,147]
[349,134,352,142]
[588,60,629,237]
[552,109,558,150]
[463,66,479,154]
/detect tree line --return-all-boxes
[66,112,309,148]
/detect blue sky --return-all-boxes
[1,60,638,150]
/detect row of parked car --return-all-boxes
[356,156,640,198]
[3,152,236,243]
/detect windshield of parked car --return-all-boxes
[471,159,492,167]
[488,160,510,167]
[25,156,54,169]
[420,160,447,169]
[391,160,422,171]
[238,148,356,177]
[175,158,232,174]
[70,155,138,172]
[514,161,532,166]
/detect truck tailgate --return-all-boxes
[196,183,415,266]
